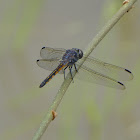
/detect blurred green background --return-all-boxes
[0,0,140,140]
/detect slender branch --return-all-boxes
[32,0,137,140]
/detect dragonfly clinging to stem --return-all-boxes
[37,47,133,89]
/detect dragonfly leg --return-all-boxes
[63,66,68,79]
[74,64,78,72]
[69,66,74,82]
[63,69,65,79]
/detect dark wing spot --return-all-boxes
[37,59,40,62]
[118,81,124,86]
[125,69,132,73]
[42,47,45,49]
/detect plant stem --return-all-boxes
[32,0,137,139]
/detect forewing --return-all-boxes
[36,59,64,74]
[74,65,125,90]
[40,47,66,60]
[81,56,133,81]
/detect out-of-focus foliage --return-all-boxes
[0,0,139,140]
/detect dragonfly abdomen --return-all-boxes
[39,63,65,88]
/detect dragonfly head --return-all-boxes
[72,48,83,59]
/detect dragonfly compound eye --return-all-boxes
[78,49,83,59]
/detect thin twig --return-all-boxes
[32,0,137,139]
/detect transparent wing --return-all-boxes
[40,47,66,60]
[80,56,133,81]
[74,65,125,90]
[36,59,64,74]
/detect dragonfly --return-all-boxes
[36,47,133,89]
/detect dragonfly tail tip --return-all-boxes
[39,84,43,88]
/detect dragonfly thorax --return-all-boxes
[61,48,83,66]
